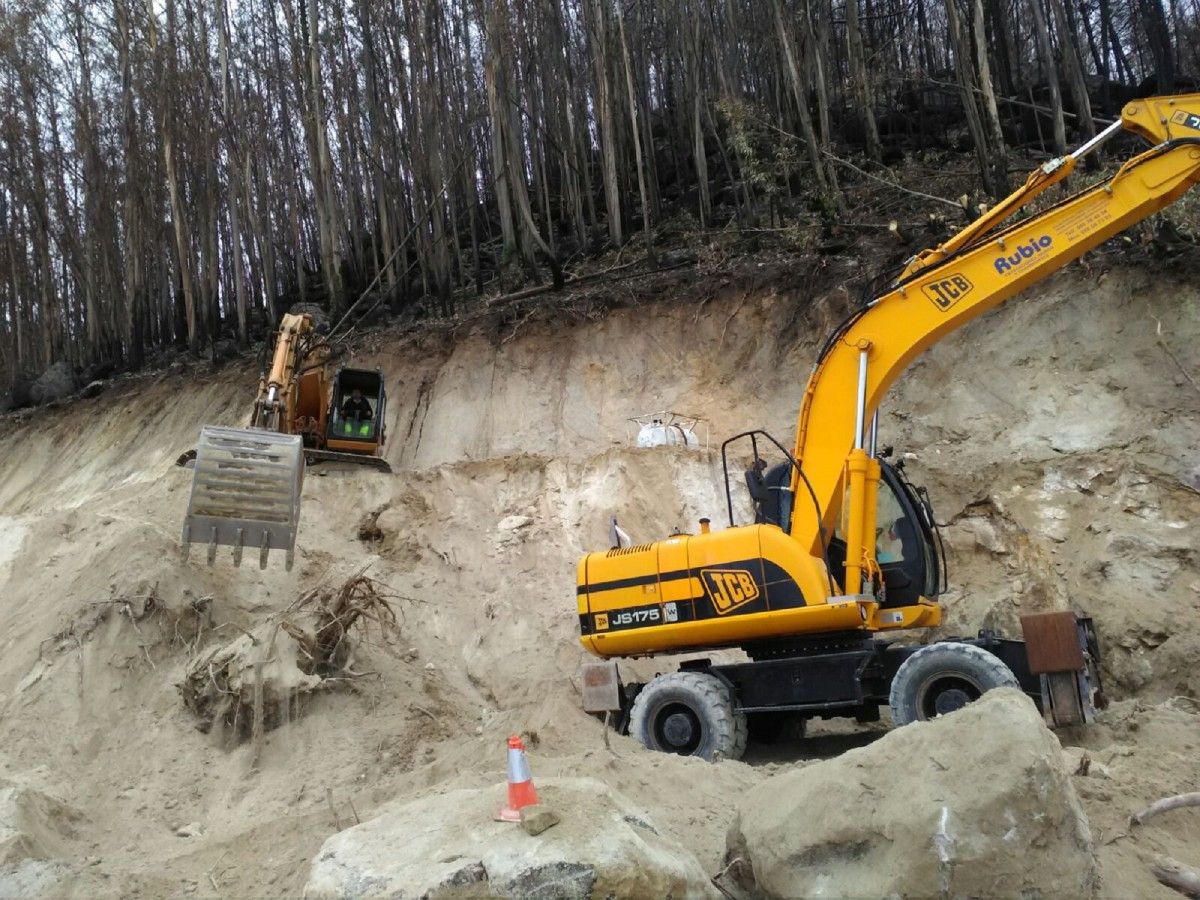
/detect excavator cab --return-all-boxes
[825,460,945,607]
[326,367,386,453]
[749,455,944,607]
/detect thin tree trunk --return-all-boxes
[1048,0,1096,140]
[845,0,883,163]
[585,0,623,246]
[616,2,653,257]
[146,0,199,352]
[1029,0,1068,154]
[774,0,839,205]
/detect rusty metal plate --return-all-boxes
[1021,611,1085,674]
[581,661,622,713]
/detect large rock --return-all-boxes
[0,780,80,864]
[28,362,76,406]
[726,689,1098,899]
[304,777,718,899]
[3,375,33,411]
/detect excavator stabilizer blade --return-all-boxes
[181,426,304,570]
[302,449,392,472]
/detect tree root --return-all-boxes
[1151,856,1200,899]
[1131,793,1200,827]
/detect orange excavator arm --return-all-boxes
[250,312,327,432]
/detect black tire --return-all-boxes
[629,672,747,762]
[889,642,1019,726]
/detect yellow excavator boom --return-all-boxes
[791,95,1200,597]
[577,93,1200,659]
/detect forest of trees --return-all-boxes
[0,0,1195,395]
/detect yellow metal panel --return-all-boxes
[586,600,869,658]
[757,524,833,607]
[657,537,696,602]
[586,585,660,612]
[661,578,701,602]
[686,527,760,569]
[576,558,589,616]
[867,599,942,631]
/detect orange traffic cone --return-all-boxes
[495,735,539,822]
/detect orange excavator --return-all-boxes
[180,311,389,571]
[576,94,1200,760]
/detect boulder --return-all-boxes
[726,689,1098,899]
[78,359,115,383]
[0,780,80,864]
[5,375,33,410]
[305,777,718,899]
[211,339,239,361]
[0,859,112,898]
[28,362,76,406]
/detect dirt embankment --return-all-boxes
[0,263,1195,897]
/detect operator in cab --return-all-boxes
[341,388,373,423]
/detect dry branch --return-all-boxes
[1151,856,1200,898]
[1131,792,1200,826]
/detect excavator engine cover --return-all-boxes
[182,425,304,570]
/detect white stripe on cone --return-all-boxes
[508,747,531,783]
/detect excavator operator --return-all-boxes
[340,388,373,436]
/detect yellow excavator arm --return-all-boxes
[791,94,1200,597]
[577,93,1200,660]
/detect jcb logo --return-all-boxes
[701,569,760,615]
[921,273,974,311]
[1171,109,1200,132]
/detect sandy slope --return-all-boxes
[0,263,1195,897]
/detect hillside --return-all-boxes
[0,261,1197,897]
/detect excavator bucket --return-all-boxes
[181,426,304,570]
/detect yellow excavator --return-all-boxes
[576,94,1200,760]
[180,311,389,571]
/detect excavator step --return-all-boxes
[181,426,304,570]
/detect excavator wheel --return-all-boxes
[889,642,1019,726]
[629,671,747,762]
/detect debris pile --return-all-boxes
[179,574,400,741]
